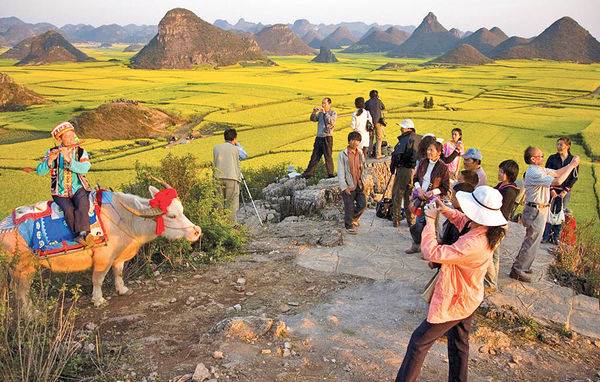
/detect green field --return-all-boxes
[1,45,600,223]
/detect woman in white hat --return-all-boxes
[396,186,508,382]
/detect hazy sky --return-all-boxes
[2,0,599,38]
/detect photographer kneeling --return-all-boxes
[396,186,508,382]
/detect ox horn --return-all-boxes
[119,201,163,218]
[148,175,173,189]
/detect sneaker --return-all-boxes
[345,228,358,235]
[405,243,421,254]
[509,269,531,283]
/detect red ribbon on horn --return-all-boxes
[149,188,178,235]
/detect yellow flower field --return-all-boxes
[1,48,599,224]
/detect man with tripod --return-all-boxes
[213,128,247,219]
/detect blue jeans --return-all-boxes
[543,223,562,244]
[542,195,565,244]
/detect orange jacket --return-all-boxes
[421,209,492,324]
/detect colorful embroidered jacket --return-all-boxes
[36,146,92,197]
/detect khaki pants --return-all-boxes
[484,248,501,288]
[375,123,384,157]
[368,123,385,157]
[392,167,414,224]
[512,205,548,274]
[221,179,240,218]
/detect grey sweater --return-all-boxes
[310,110,337,137]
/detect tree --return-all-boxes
[423,97,429,109]
[428,97,434,109]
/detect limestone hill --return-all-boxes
[320,26,357,49]
[131,8,268,69]
[0,73,45,111]
[10,30,95,66]
[312,47,338,63]
[460,27,508,55]
[492,17,600,63]
[388,12,459,57]
[425,44,493,66]
[70,100,182,140]
[254,24,314,55]
[343,27,409,53]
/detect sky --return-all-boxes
[2,0,600,39]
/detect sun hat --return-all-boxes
[397,119,415,131]
[463,148,482,161]
[455,186,508,227]
[51,122,75,140]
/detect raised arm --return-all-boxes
[551,156,580,186]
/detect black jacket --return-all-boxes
[545,152,578,192]
[365,97,385,124]
[391,131,420,173]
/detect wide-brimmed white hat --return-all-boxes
[397,119,415,131]
[455,186,508,227]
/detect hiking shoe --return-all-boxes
[405,243,421,254]
[509,269,531,283]
[345,228,358,235]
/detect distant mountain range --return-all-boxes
[2,12,599,65]
[215,18,415,41]
[0,16,156,46]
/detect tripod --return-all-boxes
[240,173,263,227]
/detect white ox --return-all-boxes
[0,185,201,307]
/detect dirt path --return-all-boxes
[74,212,600,382]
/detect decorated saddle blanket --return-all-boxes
[1,190,113,257]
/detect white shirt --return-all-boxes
[415,160,441,196]
[350,109,373,149]
[524,165,556,204]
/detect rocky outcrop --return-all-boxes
[131,8,269,69]
[311,47,338,63]
[0,72,46,111]
[259,159,392,222]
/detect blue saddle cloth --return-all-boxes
[12,190,113,257]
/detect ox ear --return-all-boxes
[149,186,160,198]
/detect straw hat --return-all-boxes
[455,186,507,227]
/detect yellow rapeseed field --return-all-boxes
[1,49,599,223]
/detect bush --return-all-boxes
[122,153,246,272]
[550,219,600,297]
[0,254,81,382]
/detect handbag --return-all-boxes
[421,269,440,303]
[547,197,565,226]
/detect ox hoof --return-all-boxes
[117,287,132,296]
[92,297,108,307]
